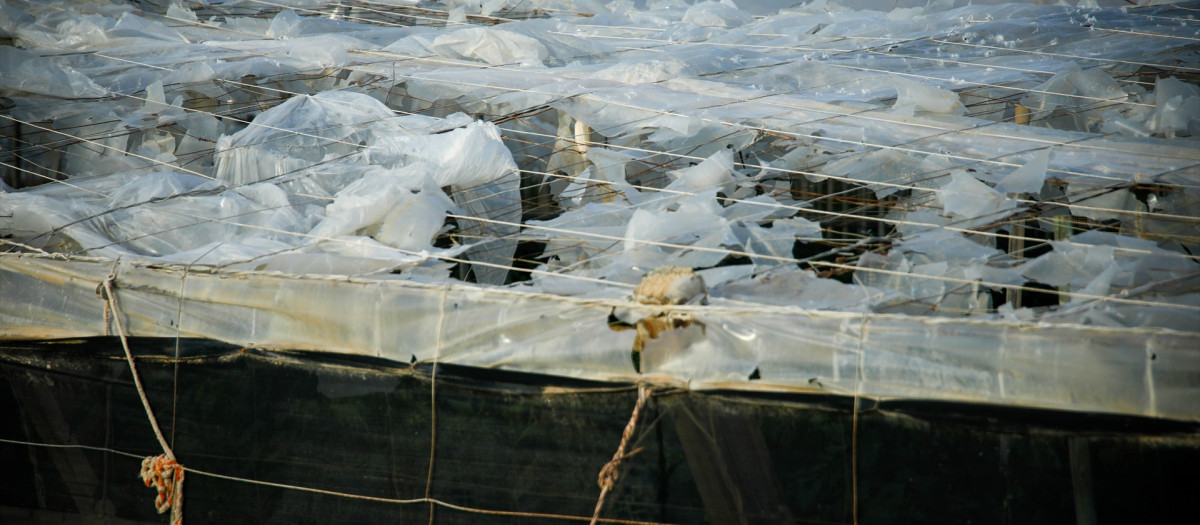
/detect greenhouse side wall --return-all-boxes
[3,254,1197,422]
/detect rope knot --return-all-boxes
[98,272,118,336]
[590,383,651,524]
[140,454,184,524]
[597,456,621,491]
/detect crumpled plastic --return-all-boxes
[937,171,1017,222]
[429,26,549,67]
[0,46,108,98]
[892,77,966,117]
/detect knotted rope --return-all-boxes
[591,383,651,525]
[141,455,184,523]
[98,270,184,525]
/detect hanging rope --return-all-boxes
[426,285,450,525]
[591,383,652,525]
[97,267,184,525]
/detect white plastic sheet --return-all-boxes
[2,254,1196,421]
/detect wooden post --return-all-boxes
[1007,221,1025,308]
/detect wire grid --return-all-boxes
[4,1,1195,306]
[1,3,1198,322]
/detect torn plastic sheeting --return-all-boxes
[552,86,1161,195]
[172,52,345,89]
[819,149,925,198]
[34,115,149,178]
[496,19,616,67]
[891,77,966,117]
[370,119,518,188]
[552,86,738,137]
[856,244,1021,307]
[665,149,736,193]
[214,91,394,186]
[1040,278,1200,334]
[215,91,517,191]
[1019,238,1122,291]
[0,1,34,38]
[721,194,803,223]
[1070,261,1122,305]
[561,148,648,208]
[813,113,1194,188]
[175,114,221,161]
[308,165,454,251]
[735,218,822,268]
[698,62,1195,174]
[429,26,550,67]
[213,3,352,38]
[590,57,694,88]
[624,191,732,246]
[937,171,1017,221]
[1147,76,1200,138]
[227,34,372,69]
[107,11,189,44]
[744,61,900,104]
[388,65,577,119]
[266,9,304,39]
[4,102,518,272]
[525,201,633,258]
[1065,184,1146,223]
[0,46,109,98]
[994,148,1050,195]
[452,171,522,286]
[1012,230,1200,303]
[681,1,756,29]
[1020,64,1127,131]
[0,171,229,258]
[898,229,1001,265]
[1064,230,1200,288]
[12,7,187,51]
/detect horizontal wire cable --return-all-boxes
[9,90,1190,269]
[343,51,1198,188]
[495,127,1200,229]
[6,198,1198,313]
[5,101,1191,270]
[111,0,1200,179]
[0,437,675,525]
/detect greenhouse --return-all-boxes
[1,0,1198,523]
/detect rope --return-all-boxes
[97,267,184,525]
[1,436,679,524]
[850,326,865,525]
[426,285,450,525]
[591,383,652,525]
[140,455,184,522]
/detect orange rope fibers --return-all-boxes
[140,454,185,525]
